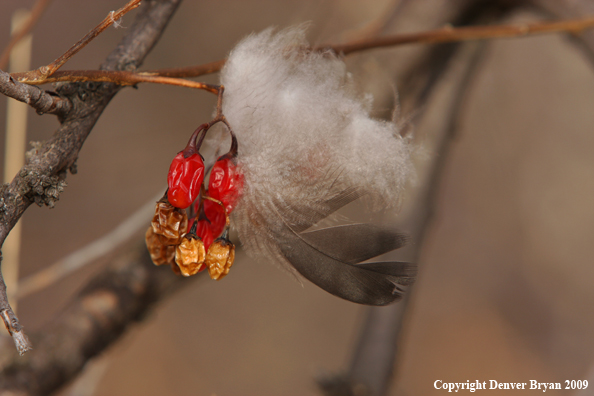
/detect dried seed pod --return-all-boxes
[151,197,188,245]
[145,227,176,266]
[171,261,182,276]
[205,232,235,280]
[175,234,206,277]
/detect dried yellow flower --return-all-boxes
[145,227,176,266]
[151,199,188,245]
[205,237,235,280]
[174,234,206,277]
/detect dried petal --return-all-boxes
[205,237,235,280]
[175,235,206,277]
[145,227,176,266]
[151,200,188,245]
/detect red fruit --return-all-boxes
[208,155,244,213]
[167,152,204,209]
[195,219,214,252]
[204,199,226,239]
[167,124,208,209]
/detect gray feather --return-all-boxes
[301,224,408,264]
[275,219,416,305]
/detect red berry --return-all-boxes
[195,219,214,252]
[167,152,204,209]
[204,199,226,239]
[208,156,244,213]
[167,124,208,209]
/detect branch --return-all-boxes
[0,69,72,117]
[0,0,182,354]
[318,2,509,394]
[0,244,193,395]
[319,14,594,55]
[11,69,220,93]
[320,42,489,396]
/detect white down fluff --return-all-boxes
[218,26,414,269]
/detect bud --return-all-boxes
[175,234,206,277]
[205,232,235,280]
[145,227,176,266]
[151,197,188,245]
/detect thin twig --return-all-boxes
[16,0,142,84]
[0,305,31,355]
[0,0,53,71]
[320,14,594,55]
[135,59,227,78]
[12,69,220,93]
[14,14,594,88]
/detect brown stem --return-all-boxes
[144,59,228,78]
[182,123,209,158]
[0,0,53,71]
[226,128,239,158]
[12,69,220,93]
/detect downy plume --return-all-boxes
[217,26,416,305]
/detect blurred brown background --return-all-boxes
[1,0,594,395]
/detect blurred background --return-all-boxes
[1,0,594,395]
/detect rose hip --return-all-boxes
[204,199,226,239]
[208,131,243,213]
[167,124,208,209]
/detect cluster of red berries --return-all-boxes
[146,122,244,280]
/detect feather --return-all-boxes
[277,226,414,306]
[216,26,417,305]
[271,202,415,305]
[300,224,408,264]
